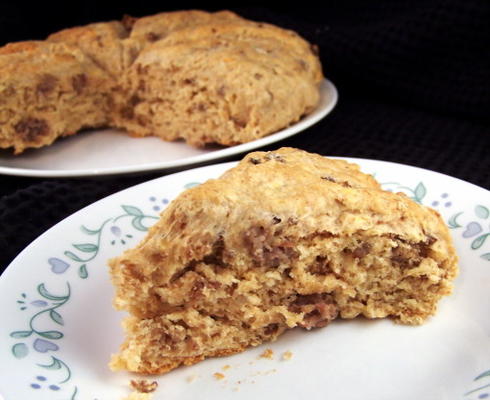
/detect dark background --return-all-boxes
[0,1,489,273]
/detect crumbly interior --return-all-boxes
[109,148,458,374]
[0,10,322,153]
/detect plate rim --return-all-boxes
[0,79,338,178]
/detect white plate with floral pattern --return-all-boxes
[0,80,337,178]
[0,157,489,400]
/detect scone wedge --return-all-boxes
[109,147,458,374]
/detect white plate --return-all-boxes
[0,79,337,178]
[0,158,489,400]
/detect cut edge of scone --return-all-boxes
[108,148,458,375]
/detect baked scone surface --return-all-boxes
[0,10,322,154]
[109,147,458,374]
[116,22,321,146]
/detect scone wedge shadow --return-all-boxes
[108,147,458,374]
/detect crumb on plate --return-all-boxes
[213,372,225,380]
[282,350,293,360]
[259,348,274,359]
[130,379,158,393]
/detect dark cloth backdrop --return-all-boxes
[1,2,489,273]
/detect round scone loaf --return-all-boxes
[108,147,458,375]
[0,10,323,154]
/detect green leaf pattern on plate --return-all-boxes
[380,180,427,204]
[49,309,64,326]
[447,212,463,229]
[10,330,32,338]
[12,343,29,359]
[72,243,98,253]
[56,204,160,279]
[381,180,490,262]
[37,356,71,383]
[465,368,490,398]
[6,190,182,397]
[121,204,144,216]
[475,205,489,220]
[448,203,490,262]
[9,282,74,395]
[472,234,489,250]
[77,264,88,279]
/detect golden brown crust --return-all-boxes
[109,148,458,374]
[0,10,323,153]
